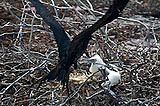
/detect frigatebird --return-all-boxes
[30,0,129,91]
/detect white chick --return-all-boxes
[89,54,106,76]
[88,54,121,88]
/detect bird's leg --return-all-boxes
[66,71,72,105]
[61,76,70,97]
[66,78,70,97]
[62,82,65,91]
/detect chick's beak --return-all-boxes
[87,58,96,63]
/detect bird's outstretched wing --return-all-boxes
[30,0,129,88]
[29,0,70,59]
[29,0,71,88]
[39,0,130,84]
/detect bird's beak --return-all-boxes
[87,58,96,63]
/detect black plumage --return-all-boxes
[29,0,70,60]
[40,0,130,84]
[30,0,130,89]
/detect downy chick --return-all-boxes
[88,54,121,88]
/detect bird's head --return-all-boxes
[88,54,104,64]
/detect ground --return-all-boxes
[0,0,160,106]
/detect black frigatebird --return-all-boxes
[30,0,130,92]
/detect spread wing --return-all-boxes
[29,0,70,59]
[42,0,130,84]
[30,0,129,88]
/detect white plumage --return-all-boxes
[89,54,121,87]
[89,54,106,76]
